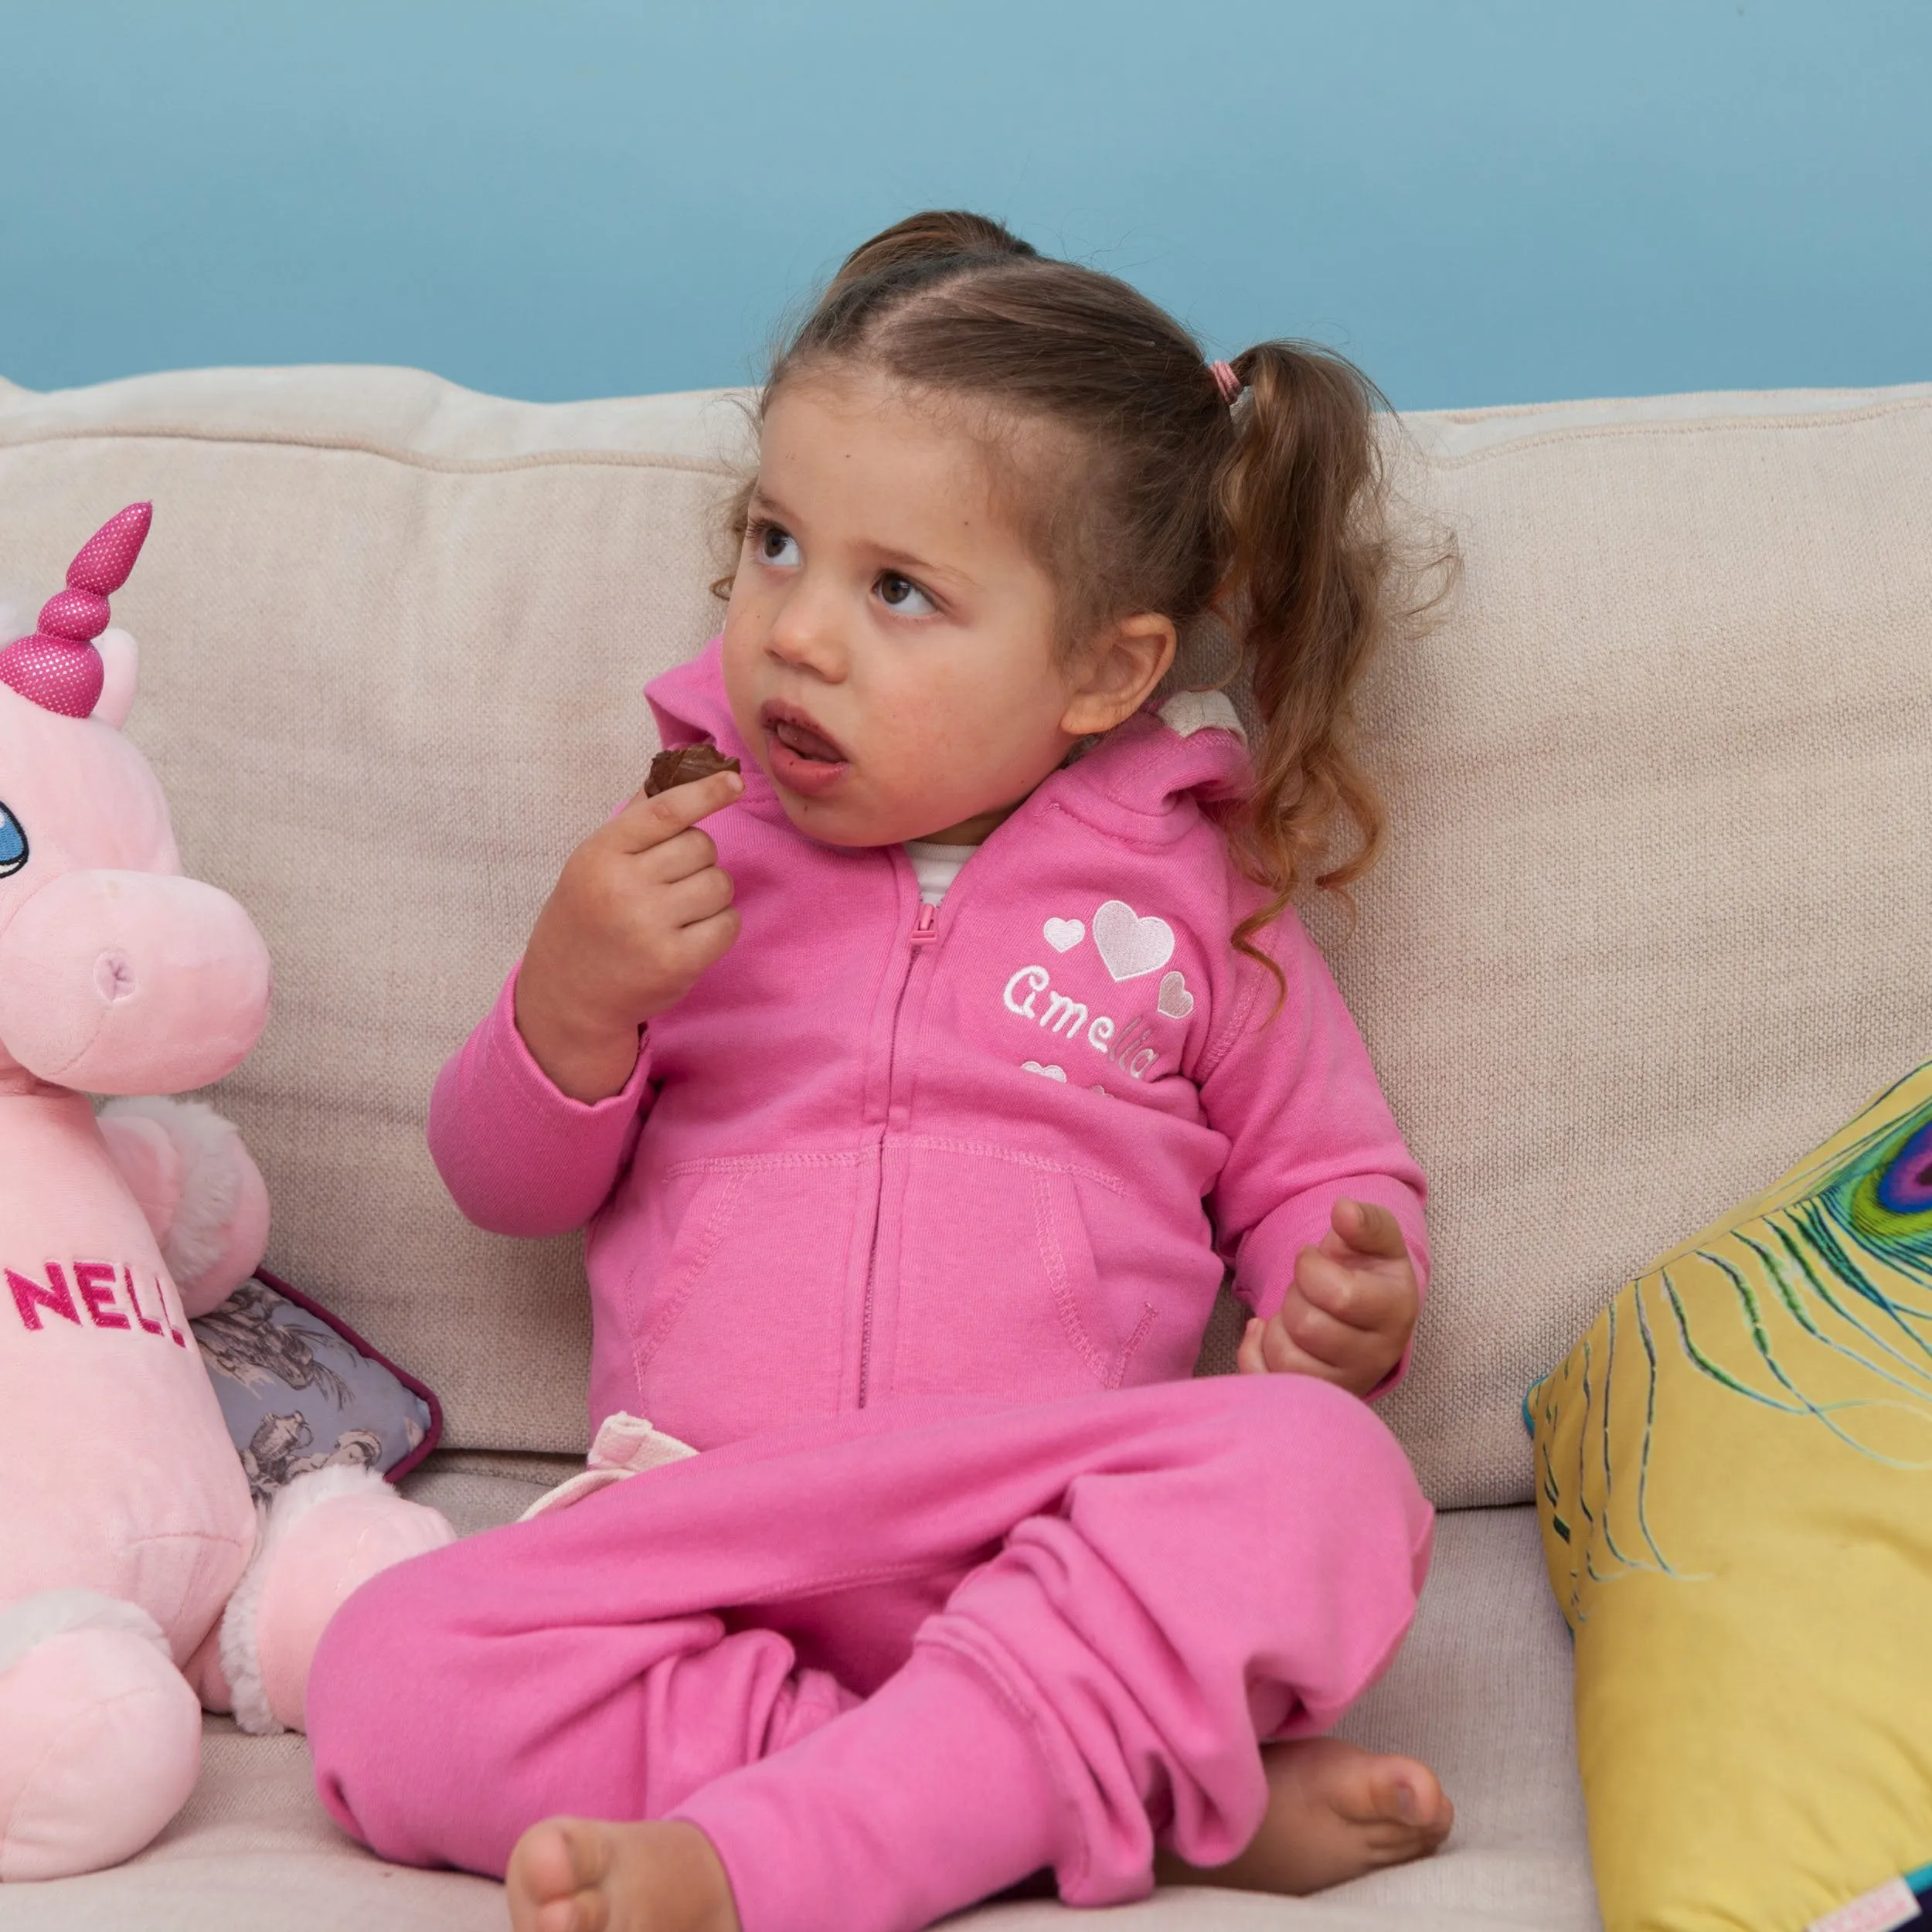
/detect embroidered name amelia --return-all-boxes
[1004,965,1163,1079]
[5,1261,189,1347]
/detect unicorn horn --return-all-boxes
[0,502,153,718]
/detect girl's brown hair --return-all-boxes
[729,209,1448,967]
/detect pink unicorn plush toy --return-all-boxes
[0,507,453,1880]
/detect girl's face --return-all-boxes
[721,372,1096,849]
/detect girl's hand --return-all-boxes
[515,769,744,1103]
[1236,1199,1419,1399]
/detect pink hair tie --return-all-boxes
[1209,359,1243,406]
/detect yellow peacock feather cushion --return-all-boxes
[1530,1059,1932,1932]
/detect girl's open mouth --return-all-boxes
[760,702,850,795]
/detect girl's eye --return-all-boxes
[876,573,937,617]
[755,523,800,568]
[0,801,26,879]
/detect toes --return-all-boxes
[509,1822,575,1927]
[534,1893,609,1932]
[560,1820,617,1890]
[509,1819,613,1932]
[1361,1756,1448,1832]
[1422,1787,1455,1849]
[509,1816,740,1932]
[531,1897,580,1932]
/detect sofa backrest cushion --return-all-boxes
[2,368,1927,1507]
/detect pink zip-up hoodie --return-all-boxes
[430,639,1428,1451]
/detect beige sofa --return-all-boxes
[2,364,1928,1930]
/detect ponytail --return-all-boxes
[1214,342,1406,971]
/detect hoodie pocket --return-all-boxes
[881,1142,1155,1403]
[621,1152,863,1446]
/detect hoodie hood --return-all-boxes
[645,634,1251,835]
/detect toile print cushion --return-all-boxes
[189,1268,441,1502]
[1529,1056,1932,1932]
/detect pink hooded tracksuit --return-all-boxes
[305,640,1435,1931]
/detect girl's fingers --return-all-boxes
[668,904,742,970]
[1332,1197,1408,1261]
[645,826,721,884]
[1249,1309,1321,1376]
[1294,1247,1409,1333]
[611,768,744,852]
[1273,1292,1362,1371]
[659,865,736,927]
[1236,1318,1267,1375]
[1247,1291,1403,1393]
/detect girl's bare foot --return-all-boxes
[505,1817,740,1932]
[1155,1738,1453,1895]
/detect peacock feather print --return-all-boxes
[1529,1059,1932,1622]
[1531,1060,1932,1931]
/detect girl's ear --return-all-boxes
[1059,612,1177,738]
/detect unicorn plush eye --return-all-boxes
[0,800,26,878]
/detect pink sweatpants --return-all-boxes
[306,1375,1431,1932]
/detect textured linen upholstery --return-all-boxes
[5,369,1929,1506]
[1348,387,1932,1504]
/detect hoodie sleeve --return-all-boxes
[426,964,652,1239]
[1196,913,1430,1394]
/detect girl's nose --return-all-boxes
[765,584,848,682]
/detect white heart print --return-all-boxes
[1091,900,1176,982]
[1043,918,1084,954]
[1022,1061,1068,1082]
[1157,971,1194,1019]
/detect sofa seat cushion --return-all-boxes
[0,1482,1597,1930]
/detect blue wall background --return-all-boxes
[5,1,1927,410]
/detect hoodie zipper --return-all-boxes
[855,899,938,1408]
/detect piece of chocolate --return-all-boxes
[644,742,741,797]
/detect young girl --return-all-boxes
[305,211,1454,1932]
